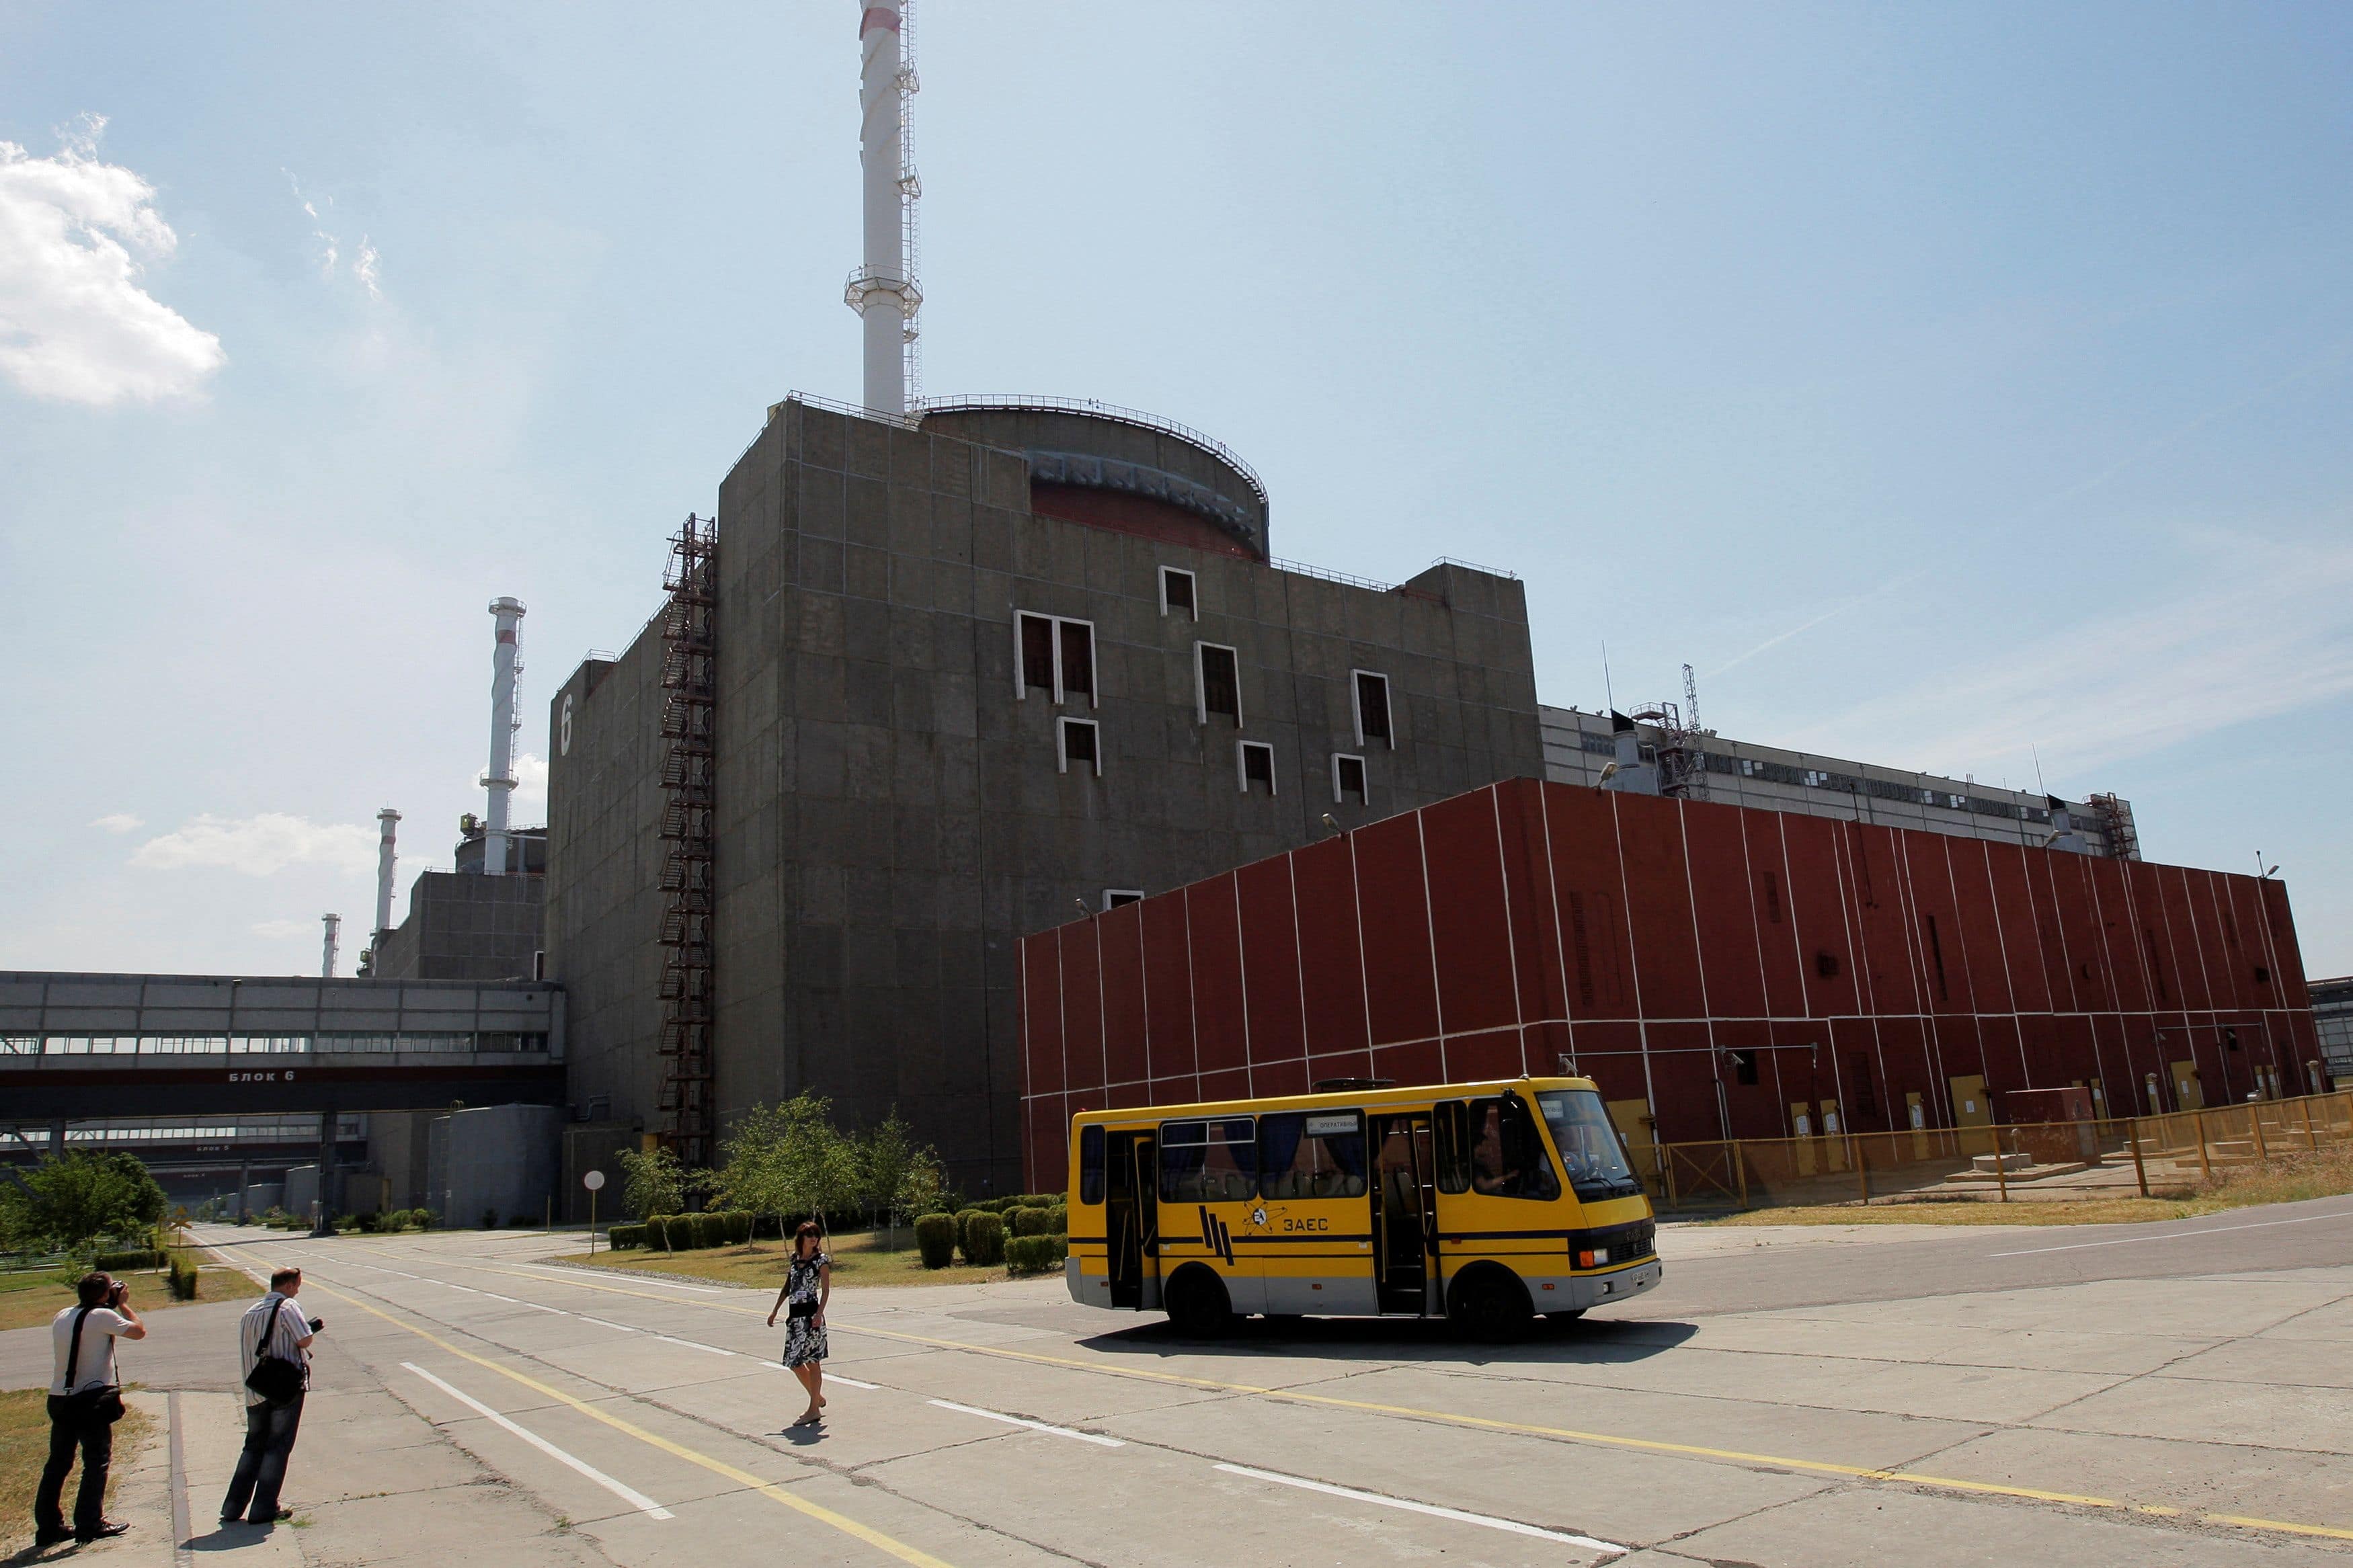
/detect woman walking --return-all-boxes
[767,1221,831,1427]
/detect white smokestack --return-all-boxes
[374,808,400,938]
[321,913,340,979]
[848,1,920,415]
[483,596,526,876]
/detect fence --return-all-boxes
[1634,1089,2353,1213]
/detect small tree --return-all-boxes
[0,1151,167,1255]
[614,1145,688,1222]
[717,1093,864,1237]
[857,1108,944,1247]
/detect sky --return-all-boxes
[2,2,2349,980]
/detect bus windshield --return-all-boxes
[1536,1089,1642,1200]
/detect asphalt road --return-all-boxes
[3,1200,2349,1567]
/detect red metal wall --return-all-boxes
[1017,777,2323,1187]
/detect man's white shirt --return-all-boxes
[49,1306,132,1396]
[237,1294,312,1406]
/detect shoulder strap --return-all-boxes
[250,1294,282,1359]
[64,1305,94,1389]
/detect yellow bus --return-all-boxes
[1065,1076,1661,1336]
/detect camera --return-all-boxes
[107,1280,128,1307]
[308,1317,324,1333]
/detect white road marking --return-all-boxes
[401,1362,674,1520]
[926,1399,1124,1446]
[1986,1207,2353,1257]
[1213,1463,1625,1553]
[655,1335,737,1357]
[510,1263,722,1294]
[826,1374,880,1390]
[580,1317,640,1333]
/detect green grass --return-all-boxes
[561,1228,1014,1288]
[0,1388,152,1553]
[1704,1143,2353,1228]
[0,1265,259,1333]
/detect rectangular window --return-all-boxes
[1196,643,1240,725]
[1160,567,1196,619]
[1332,753,1367,804]
[1352,669,1392,748]
[1058,717,1101,776]
[1103,889,1144,909]
[1078,1124,1105,1206]
[1018,614,1055,698]
[1238,740,1275,796]
[1926,915,1950,1002]
[1059,620,1094,702]
[1159,1116,1256,1203]
[1464,1094,1562,1202]
[1257,1111,1368,1200]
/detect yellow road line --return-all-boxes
[364,1252,2353,1546]
[302,1278,956,1568]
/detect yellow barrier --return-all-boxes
[1640,1087,2353,1212]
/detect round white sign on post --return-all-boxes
[582,1170,606,1191]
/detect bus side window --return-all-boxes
[1160,1118,1255,1203]
[1259,1111,1367,1199]
[1465,1096,1561,1201]
[1434,1101,1470,1194]
[1078,1124,1105,1205]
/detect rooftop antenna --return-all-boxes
[848,0,922,415]
[483,597,526,876]
[1601,641,1616,714]
[2032,745,2047,796]
[1682,663,1702,735]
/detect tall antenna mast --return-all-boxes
[1682,663,1702,735]
[848,1,922,415]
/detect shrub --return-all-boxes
[606,1223,643,1250]
[960,1211,1005,1267]
[1046,1203,1068,1235]
[409,1208,436,1231]
[234,1211,255,1226]
[913,1212,957,1269]
[167,1253,200,1301]
[691,1213,728,1249]
[354,1211,380,1234]
[93,1248,161,1274]
[1017,1192,1060,1209]
[721,1210,754,1246]
[1010,1206,1053,1238]
[663,1214,700,1251]
[1004,1235,1068,1276]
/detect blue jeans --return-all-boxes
[220,1395,304,1523]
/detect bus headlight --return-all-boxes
[1576,1247,1611,1268]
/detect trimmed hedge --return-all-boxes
[662,1214,699,1251]
[721,1210,754,1246]
[1045,1203,1068,1235]
[1004,1235,1068,1276]
[94,1249,163,1273]
[960,1211,1006,1267]
[607,1223,646,1250]
[1009,1206,1053,1238]
[913,1212,958,1269]
[167,1253,200,1301]
[690,1213,728,1249]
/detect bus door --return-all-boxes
[1369,1112,1437,1315]
[1105,1130,1158,1310]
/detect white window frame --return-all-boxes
[1331,752,1367,804]
[1103,889,1145,910]
[1159,566,1197,620]
[1237,739,1277,796]
[1014,612,1098,708]
[1058,716,1103,776]
[1350,668,1394,750]
[1195,641,1242,728]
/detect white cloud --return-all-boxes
[0,114,225,405]
[130,813,377,876]
[88,812,143,833]
[512,752,547,819]
[354,237,381,301]
[284,171,382,301]
[1779,535,2353,784]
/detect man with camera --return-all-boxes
[35,1272,146,1546]
[221,1266,321,1527]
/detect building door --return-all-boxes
[1369,1113,1437,1315]
[2171,1060,2204,1111]
[1905,1091,1928,1159]
[1949,1074,1993,1155]
[1607,1098,1657,1194]
[1105,1131,1158,1310]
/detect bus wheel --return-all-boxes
[1450,1268,1532,1343]
[1166,1268,1232,1337]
